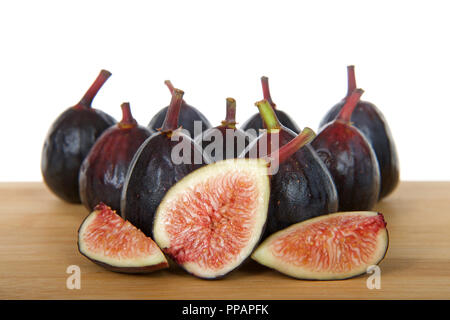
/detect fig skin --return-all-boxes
[241,76,301,136]
[121,134,204,236]
[312,121,380,211]
[312,89,380,211]
[149,104,212,138]
[148,80,212,138]
[41,70,116,203]
[80,258,169,274]
[241,109,300,135]
[122,89,208,237]
[319,66,399,200]
[245,100,338,237]
[266,130,338,235]
[79,103,152,214]
[195,98,252,161]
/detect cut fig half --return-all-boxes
[252,211,389,280]
[78,203,169,273]
[153,158,271,279]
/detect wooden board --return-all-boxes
[1,181,449,299]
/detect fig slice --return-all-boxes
[153,158,271,279]
[78,203,169,273]
[252,211,389,280]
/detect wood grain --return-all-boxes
[1,182,449,299]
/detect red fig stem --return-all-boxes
[346,65,357,97]
[261,76,276,109]
[255,99,280,131]
[161,88,184,132]
[164,80,175,95]
[337,88,364,123]
[119,102,137,128]
[269,127,316,165]
[79,69,112,107]
[221,98,237,128]
[165,80,187,104]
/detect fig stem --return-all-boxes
[79,69,112,107]
[270,127,316,165]
[165,80,186,104]
[164,80,175,95]
[255,99,280,131]
[221,97,237,128]
[261,76,276,109]
[119,102,137,128]
[346,65,357,97]
[337,88,364,123]
[161,88,184,132]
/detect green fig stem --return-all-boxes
[269,127,316,165]
[346,65,357,97]
[161,88,184,132]
[337,88,364,123]
[255,99,280,131]
[261,76,276,109]
[221,98,237,128]
[79,69,111,107]
[119,102,137,128]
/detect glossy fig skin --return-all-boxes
[312,121,380,211]
[41,107,116,203]
[246,128,338,237]
[148,103,212,138]
[319,100,399,199]
[79,125,152,213]
[241,109,300,136]
[121,132,206,237]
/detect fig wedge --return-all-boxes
[78,203,168,273]
[252,211,388,280]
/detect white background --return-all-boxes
[0,0,449,181]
